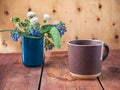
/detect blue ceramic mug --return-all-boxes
[22,36,44,67]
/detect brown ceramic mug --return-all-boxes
[68,40,109,79]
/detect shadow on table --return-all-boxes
[44,58,97,81]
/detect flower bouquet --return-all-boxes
[0,11,66,66]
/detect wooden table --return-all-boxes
[0,50,120,90]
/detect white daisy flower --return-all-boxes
[43,14,51,22]
[27,12,36,17]
[30,17,39,25]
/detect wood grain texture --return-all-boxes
[0,0,120,53]
[100,49,120,90]
[0,50,120,89]
[41,52,102,90]
[0,53,41,90]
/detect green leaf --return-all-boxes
[49,27,61,48]
[18,22,23,27]
[40,25,55,33]
[24,19,30,25]
[11,17,20,22]
[47,33,52,38]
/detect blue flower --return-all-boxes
[48,44,54,50]
[27,24,41,36]
[44,38,54,51]
[57,23,63,30]
[57,22,66,36]
[60,30,64,35]
[31,30,40,36]
[33,24,40,30]
[11,29,21,41]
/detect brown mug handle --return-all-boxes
[102,43,109,61]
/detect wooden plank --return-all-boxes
[99,49,120,90]
[0,53,41,90]
[41,52,102,90]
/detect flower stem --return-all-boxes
[44,34,53,44]
[0,30,12,32]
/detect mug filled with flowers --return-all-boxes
[0,11,67,67]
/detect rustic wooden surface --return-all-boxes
[41,50,120,90]
[0,54,41,90]
[0,0,120,53]
[0,50,120,90]
[41,52,102,90]
[100,49,120,90]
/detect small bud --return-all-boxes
[27,12,36,17]
[43,14,51,22]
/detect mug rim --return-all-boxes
[67,39,104,46]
